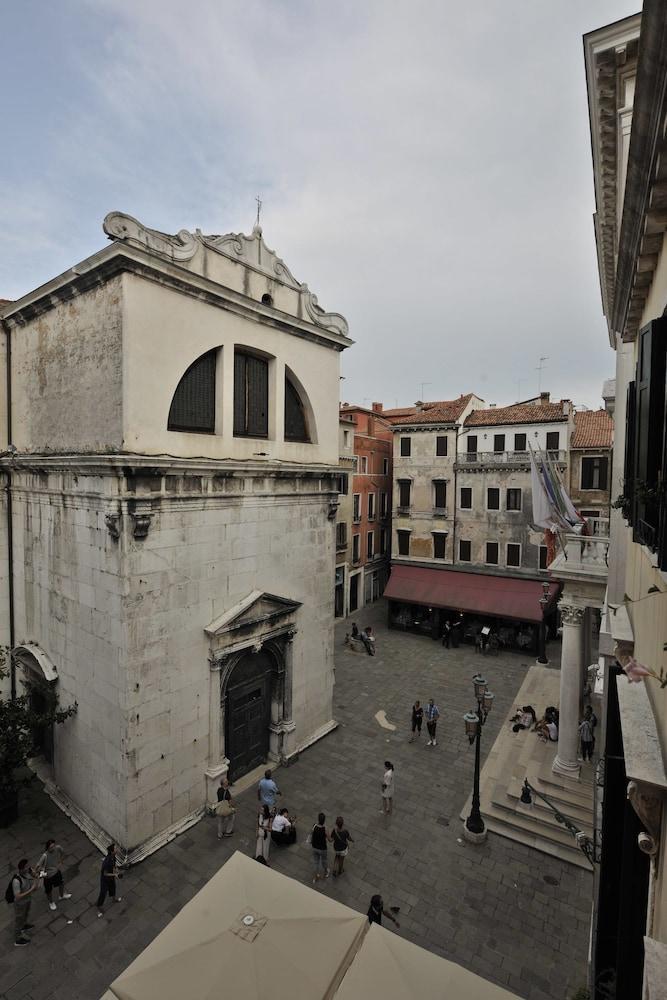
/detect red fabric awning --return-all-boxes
[384,565,561,623]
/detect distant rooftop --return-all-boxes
[571,409,613,449]
[464,394,570,428]
[384,393,479,425]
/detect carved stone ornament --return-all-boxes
[328,497,340,520]
[103,212,198,262]
[202,225,302,288]
[130,504,153,540]
[627,780,662,857]
[104,513,121,541]
[559,604,585,627]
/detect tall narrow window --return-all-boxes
[459,540,471,562]
[460,487,472,510]
[397,530,410,556]
[398,480,412,509]
[433,481,447,510]
[432,533,447,559]
[539,545,548,570]
[493,434,505,453]
[368,493,376,520]
[284,374,309,442]
[436,436,448,456]
[506,543,521,567]
[353,494,361,522]
[168,349,217,433]
[380,528,387,554]
[466,436,478,461]
[546,431,560,452]
[234,351,268,438]
[487,488,500,510]
[400,437,411,457]
[367,531,375,559]
[506,488,522,511]
[352,534,361,562]
[486,542,499,565]
[514,432,527,452]
[380,492,388,517]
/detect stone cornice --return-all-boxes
[0,452,340,477]
[0,241,352,353]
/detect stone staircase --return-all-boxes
[461,665,595,869]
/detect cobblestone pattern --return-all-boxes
[0,600,592,1000]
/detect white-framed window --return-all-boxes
[352,533,361,562]
[459,539,472,562]
[367,530,375,559]
[485,541,499,565]
[581,456,609,491]
[487,487,500,511]
[380,492,388,517]
[460,487,472,509]
[400,437,411,457]
[506,488,522,511]
[433,480,447,510]
[436,435,448,456]
[506,542,521,568]
[539,545,549,570]
[432,532,447,559]
[396,529,411,556]
[368,493,376,520]
[359,455,368,473]
[336,473,348,495]
[397,480,412,509]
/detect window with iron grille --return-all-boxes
[285,374,309,442]
[486,541,499,565]
[433,481,447,509]
[459,539,471,562]
[506,488,522,511]
[397,530,410,556]
[514,432,527,452]
[460,487,472,509]
[336,522,347,548]
[234,351,268,438]
[493,433,505,453]
[400,437,411,457]
[581,456,608,491]
[398,480,411,508]
[436,436,448,456]
[506,543,521,567]
[487,487,500,510]
[432,533,447,559]
[168,349,217,433]
[546,431,560,452]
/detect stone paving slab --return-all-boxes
[0,599,592,1000]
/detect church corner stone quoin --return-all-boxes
[0,211,352,861]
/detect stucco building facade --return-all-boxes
[0,212,351,860]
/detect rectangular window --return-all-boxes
[336,522,347,548]
[353,494,361,522]
[359,455,368,473]
[352,534,360,562]
[367,531,374,559]
[493,433,505,453]
[398,480,411,509]
[459,540,471,562]
[380,492,388,517]
[343,430,350,447]
[466,435,478,461]
[487,487,500,510]
[397,530,410,556]
[485,542,499,565]
[380,528,387,555]
[514,432,527,452]
[539,545,548,570]
[432,533,447,559]
[336,473,348,495]
[460,487,472,509]
[433,481,447,509]
[400,437,411,457]
[546,431,560,452]
[368,493,376,520]
[436,436,448,456]
[581,456,609,491]
[506,488,522,511]
[233,351,268,438]
[382,458,389,475]
[506,543,521,567]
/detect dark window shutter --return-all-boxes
[285,375,309,441]
[633,320,667,546]
[436,436,447,456]
[459,540,471,561]
[233,352,247,436]
[234,352,269,437]
[434,481,447,508]
[598,457,609,491]
[168,350,216,433]
[581,459,594,490]
[514,433,527,452]
[624,380,636,523]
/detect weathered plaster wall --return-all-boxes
[9,280,124,453]
[392,427,456,563]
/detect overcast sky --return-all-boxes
[1,0,638,410]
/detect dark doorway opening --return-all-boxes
[28,685,55,764]
[225,650,274,782]
[349,574,359,613]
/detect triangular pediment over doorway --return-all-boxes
[205,590,302,639]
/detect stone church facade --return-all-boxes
[0,212,351,860]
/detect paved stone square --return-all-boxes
[0,600,593,1000]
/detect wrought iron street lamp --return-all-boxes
[462,674,494,841]
[537,580,550,664]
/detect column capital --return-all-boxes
[559,603,585,627]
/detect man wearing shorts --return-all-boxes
[425,698,440,746]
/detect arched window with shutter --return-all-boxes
[284,372,310,442]
[168,349,217,433]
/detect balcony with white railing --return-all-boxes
[548,521,610,594]
[455,450,567,469]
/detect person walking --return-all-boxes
[579,713,595,762]
[367,894,400,929]
[442,620,452,648]
[330,816,354,878]
[409,700,423,742]
[310,812,329,883]
[256,804,272,865]
[96,844,121,918]
[36,839,72,910]
[381,761,394,814]
[9,859,38,946]
[216,777,235,838]
[257,769,280,810]
[425,698,440,746]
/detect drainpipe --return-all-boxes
[1,316,16,699]
[452,425,458,565]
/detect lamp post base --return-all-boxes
[462,822,487,844]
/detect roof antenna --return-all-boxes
[254,195,262,231]
[419,382,432,401]
[536,357,548,394]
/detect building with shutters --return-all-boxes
[0,211,351,860]
[334,413,356,618]
[584,5,667,996]
[567,408,613,526]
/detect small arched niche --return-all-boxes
[168,349,218,433]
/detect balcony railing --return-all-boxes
[550,531,610,575]
[456,449,567,468]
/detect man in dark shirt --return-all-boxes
[409,700,423,742]
[96,844,121,918]
[367,894,400,928]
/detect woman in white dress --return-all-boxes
[381,761,394,815]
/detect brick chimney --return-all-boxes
[539,392,550,405]
[372,402,383,413]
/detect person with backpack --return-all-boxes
[6,859,38,946]
[36,839,72,910]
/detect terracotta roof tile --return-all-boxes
[386,394,476,425]
[464,401,569,427]
[571,409,613,449]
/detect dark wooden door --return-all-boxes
[225,651,273,781]
[349,574,359,612]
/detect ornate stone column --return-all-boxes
[553,604,585,780]
[204,656,229,807]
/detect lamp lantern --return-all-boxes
[482,690,495,714]
[463,711,479,739]
[472,674,487,699]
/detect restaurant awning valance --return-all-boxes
[384,565,561,623]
